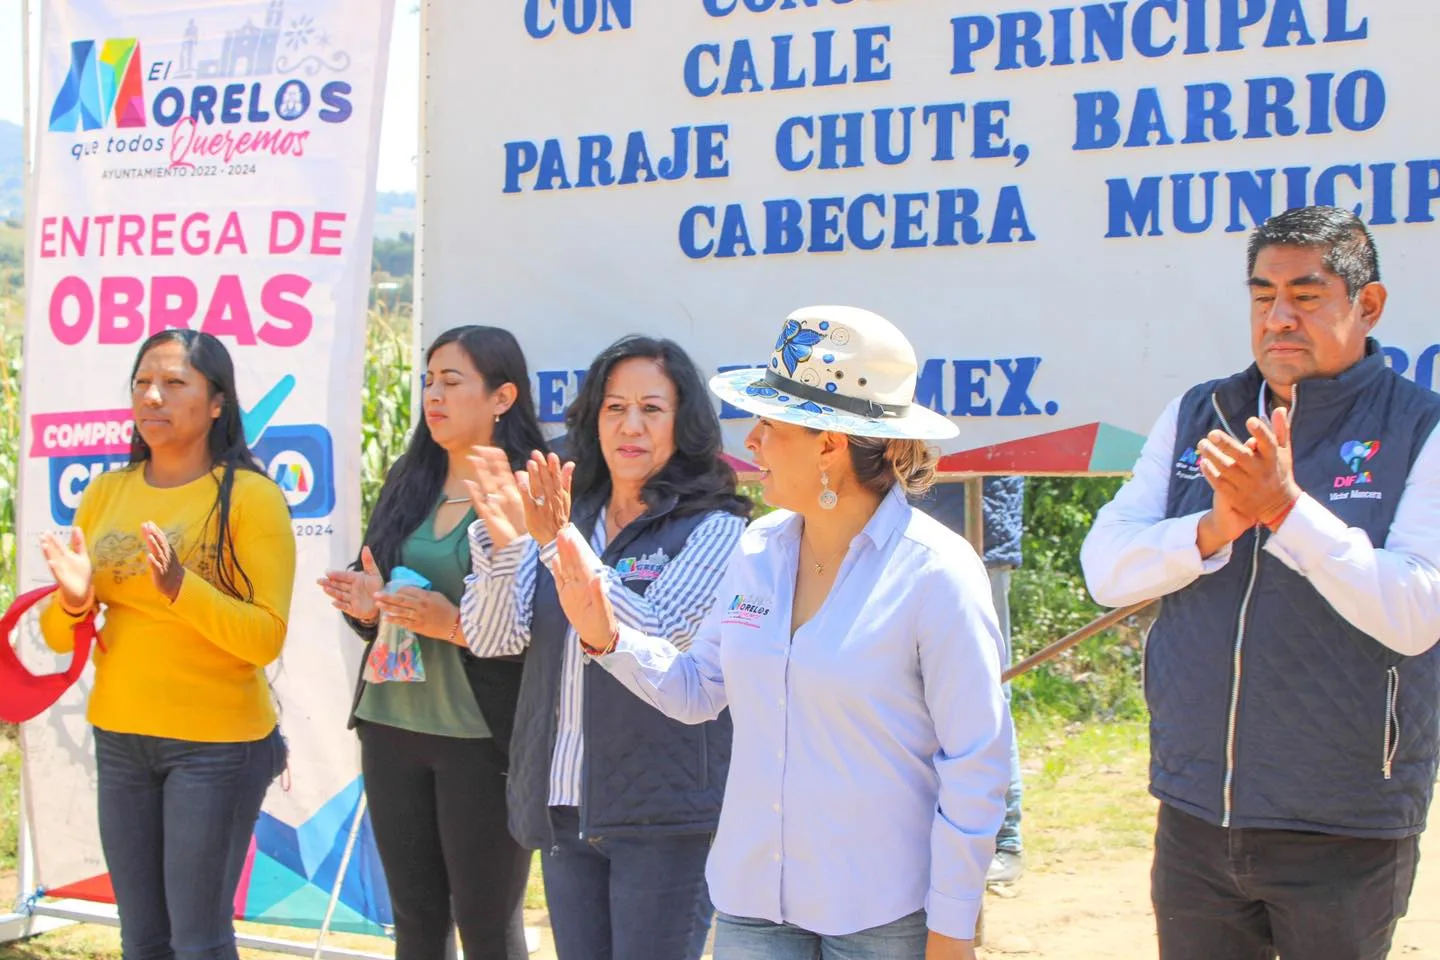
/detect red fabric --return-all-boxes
[0,585,98,723]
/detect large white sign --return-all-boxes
[18,0,393,933]
[420,0,1440,474]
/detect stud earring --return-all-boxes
[819,471,838,510]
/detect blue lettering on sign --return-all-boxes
[680,187,1035,259]
[534,370,592,423]
[503,125,729,194]
[524,0,632,39]
[683,27,892,99]
[949,1,1368,74]
[1383,345,1440,393]
[1072,71,1385,151]
[1104,160,1440,238]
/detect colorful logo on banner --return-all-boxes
[49,39,147,132]
[47,3,356,140]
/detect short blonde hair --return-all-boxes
[846,436,938,498]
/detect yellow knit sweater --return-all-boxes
[41,465,295,742]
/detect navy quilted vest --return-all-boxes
[1147,340,1440,838]
[506,495,734,850]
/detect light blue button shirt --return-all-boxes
[599,486,1013,940]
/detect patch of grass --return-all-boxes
[1014,715,1155,866]
[526,851,546,911]
[0,736,17,876]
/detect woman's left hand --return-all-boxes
[553,526,618,653]
[142,522,185,603]
[925,931,977,960]
[372,587,461,643]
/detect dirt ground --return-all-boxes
[4,840,1439,960]
[5,720,1439,959]
[506,827,1440,960]
[974,830,1440,958]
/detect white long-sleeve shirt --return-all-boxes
[1081,392,1440,657]
[596,488,1011,940]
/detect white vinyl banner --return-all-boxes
[17,0,394,932]
[420,0,1440,475]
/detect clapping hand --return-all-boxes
[39,527,94,611]
[520,451,575,546]
[142,522,185,603]
[465,446,528,552]
[552,525,617,654]
[319,546,384,624]
[1198,407,1302,529]
[372,585,461,644]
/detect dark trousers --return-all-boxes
[1152,802,1420,960]
[542,805,713,960]
[94,726,286,960]
[357,722,530,960]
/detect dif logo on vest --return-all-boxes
[1334,439,1380,488]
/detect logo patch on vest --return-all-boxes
[1331,439,1382,501]
[615,548,670,583]
[722,595,772,629]
[1174,445,1203,481]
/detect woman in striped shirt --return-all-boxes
[460,336,749,960]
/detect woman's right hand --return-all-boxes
[39,528,93,611]
[521,451,575,547]
[465,446,528,552]
[318,546,384,625]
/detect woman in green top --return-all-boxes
[318,326,549,960]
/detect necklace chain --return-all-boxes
[802,538,848,575]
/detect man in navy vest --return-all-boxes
[1081,205,1440,960]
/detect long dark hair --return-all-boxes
[127,329,267,602]
[361,325,549,576]
[565,336,751,521]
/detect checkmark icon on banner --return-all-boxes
[243,375,296,446]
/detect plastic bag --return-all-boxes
[362,566,431,684]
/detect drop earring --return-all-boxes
[819,471,838,510]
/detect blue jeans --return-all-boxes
[713,910,928,959]
[542,805,713,960]
[94,726,287,960]
[989,566,1024,854]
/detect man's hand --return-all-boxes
[1197,486,1257,558]
[1197,407,1303,530]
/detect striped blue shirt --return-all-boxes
[460,509,744,805]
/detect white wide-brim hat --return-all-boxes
[708,305,959,441]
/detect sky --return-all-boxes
[0,0,421,192]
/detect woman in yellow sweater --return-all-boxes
[38,329,295,960]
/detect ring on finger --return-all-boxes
[533,495,546,506]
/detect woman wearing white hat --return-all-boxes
[540,305,1013,959]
